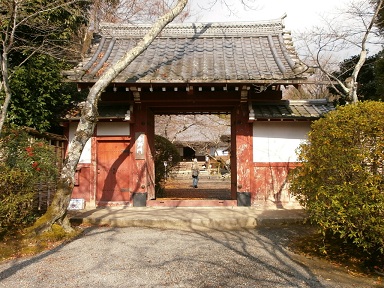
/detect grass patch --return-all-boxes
[0,225,83,262]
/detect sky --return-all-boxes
[189,0,382,59]
[191,0,348,32]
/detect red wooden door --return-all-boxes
[96,140,131,204]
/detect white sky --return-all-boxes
[191,0,348,32]
[189,0,382,59]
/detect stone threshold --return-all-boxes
[147,199,237,207]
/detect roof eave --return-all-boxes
[66,78,319,85]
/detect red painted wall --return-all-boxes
[251,163,299,202]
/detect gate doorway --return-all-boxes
[152,113,235,206]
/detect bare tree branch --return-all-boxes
[348,0,384,103]
[296,0,383,103]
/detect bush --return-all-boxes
[290,101,384,257]
[0,128,59,237]
[154,135,180,195]
[0,165,36,237]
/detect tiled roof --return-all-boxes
[65,19,312,84]
[250,99,334,121]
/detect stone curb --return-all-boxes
[69,207,307,231]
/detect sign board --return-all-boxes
[67,198,85,210]
[135,132,145,160]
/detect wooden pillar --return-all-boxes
[145,108,155,200]
[232,103,253,206]
[130,103,155,206]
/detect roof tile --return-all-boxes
[66,20,312,84]
[252,100,334,120]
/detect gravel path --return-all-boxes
[0,226,380,288]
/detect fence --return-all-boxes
[32,182,57,213]
[23,127,67,213]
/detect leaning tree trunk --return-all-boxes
[32,0,188,234]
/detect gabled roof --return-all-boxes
[65,18,313,84]
[249,99,335,121]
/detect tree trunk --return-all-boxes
[31,0,188,234]
[0,53,12,134]
[348,0,383,103]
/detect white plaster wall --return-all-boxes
[253,121,310,163]
[69,123,92,164]
[96,122,130,136]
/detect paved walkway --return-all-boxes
[1,226,379,287]
[69,201,306,230]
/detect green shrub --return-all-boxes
[0,128,59,237]
[0,128,59,181]
[290,101,384,257]
[0,165,36,237]
[154,135,180,196]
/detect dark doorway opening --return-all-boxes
[183,147,195,161]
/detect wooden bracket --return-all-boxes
[240,86,249,102]
[131,87,141,103]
